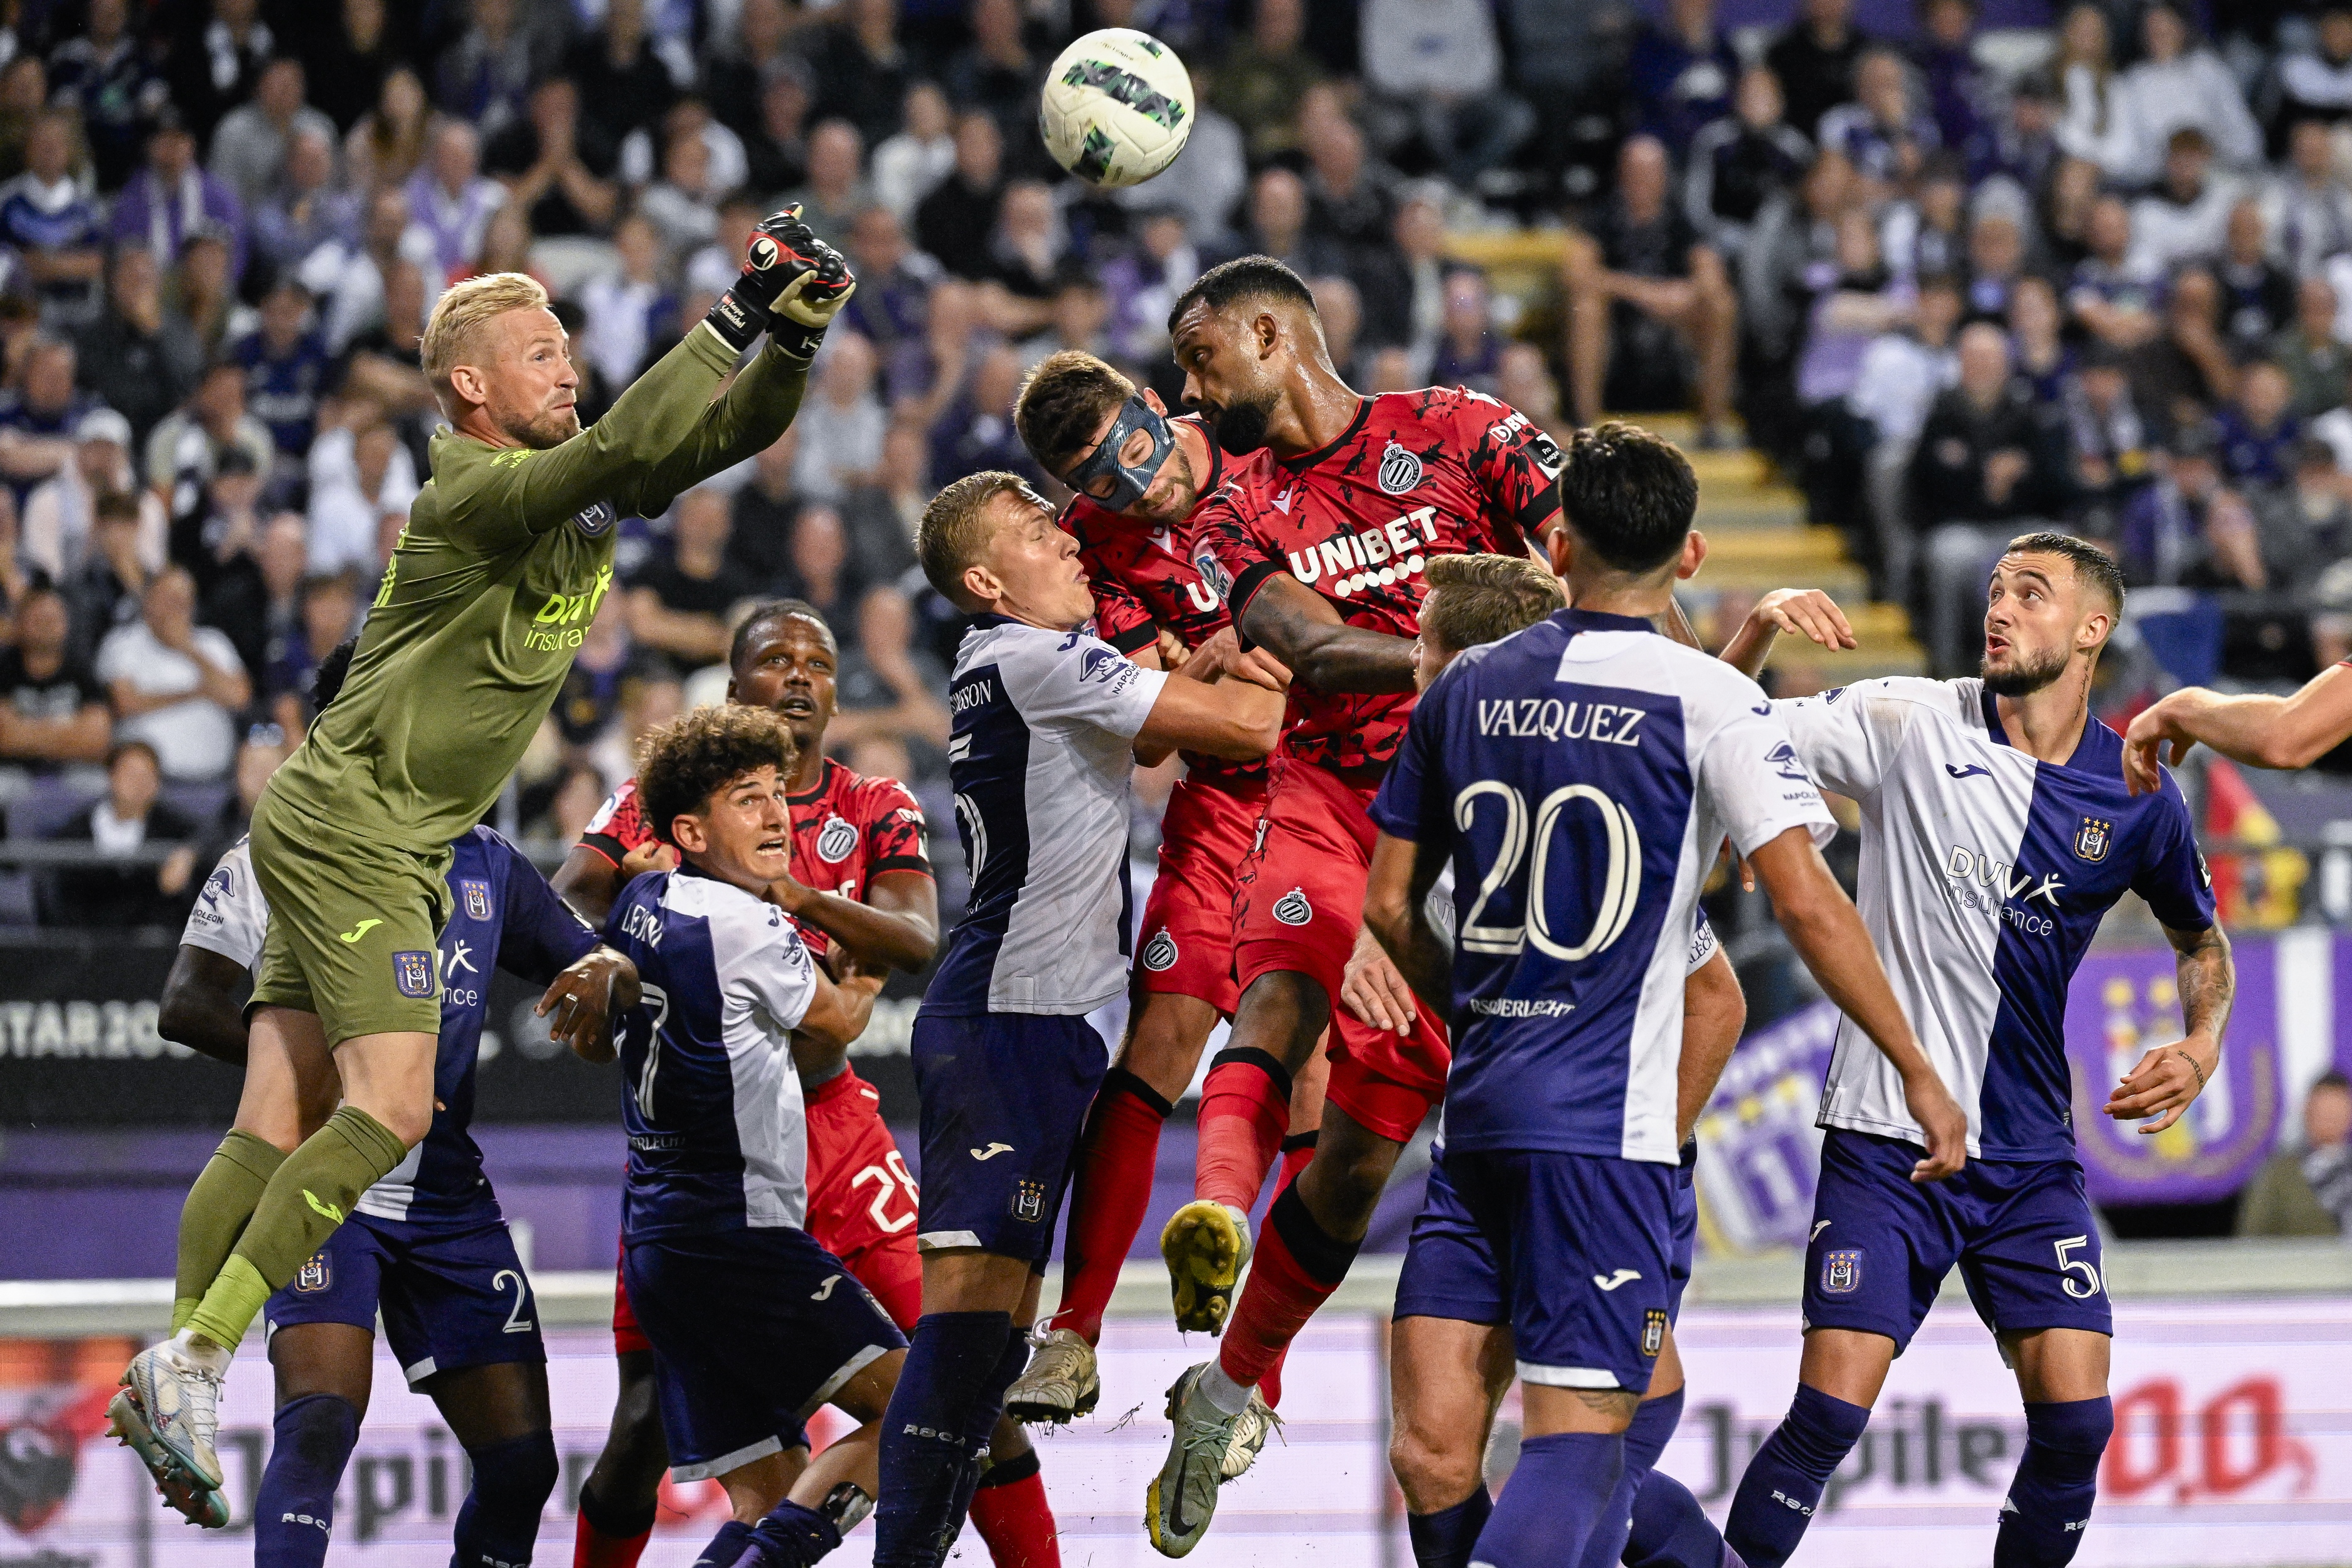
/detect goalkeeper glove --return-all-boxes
[703,204,858,358]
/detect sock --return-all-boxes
[968,1449,1060,1568]
[186,1106,409,1350]
[874,1311,1014,1567]
[1405,1487,1491,1568]
[739,1498,842,1567]
[693,1521,754,1568]
[454,1431,560,1567]
[1626,1470,1730,1568]
[1051,1068,1171,1343]
[939,1332,1031,1542]
[1993,1397,2114,1567]
[1198,1360,1252,1416]
[253,1394,359,1568]
[1724,1384,1872,1568]
[1471,1432,1624,1567]
[1194,1047,1292,1214]
[572,1476,657,1568]
[1215,1184,1360,1389]
[1257,1132,1316,1409]
[1577,1389,1685,1568]
[173,1131,285,1333]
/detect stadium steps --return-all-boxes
[1607,411,1929,679]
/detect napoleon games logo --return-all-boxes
[817,815,858,864]
[1378,439,1425,495]
[1272,888,1313,926]
[460,878,493,921]
[1080,645,1120,683]
[1141,930,1178,971]
[2074,816,2112,863]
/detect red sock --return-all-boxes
[571,1505,651,1568]
[1050,1068,1171,1342]
[1218,1185,1360,1390]
[969,1451,1060,1567]
[1256,1133,1318,1409]
[1195,1048,1292,1214]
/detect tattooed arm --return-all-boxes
[2104,921,2233,1135]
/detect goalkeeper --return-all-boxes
[110,208,856,1523]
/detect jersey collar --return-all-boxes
[789,757,838,809]
[1555,607,1659,636]
[1277,396,1371,472]
[1978,682,2099,771]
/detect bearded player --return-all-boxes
[1003,349,1320,1431]
[552,601,1060,1568]
[114,208,856,1520]
[1136,255,1577,1554]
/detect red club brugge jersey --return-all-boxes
[578,757,931,957]
[1192,386,1566,775]
[1062,415,1275,785]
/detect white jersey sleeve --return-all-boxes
[181,839,269,973]
[1770,677,1958,800]
[997,627,1169,741]
[1693,694,1839,859]
[708,893,818,1039]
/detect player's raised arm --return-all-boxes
[1131,632,1285,760]
[2124,664,2352,793]
[1225,566,1417,694]
[1361,829,1451,1010]
[1745,825,1967,1180]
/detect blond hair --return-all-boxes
[421,272,553,410]
[918,470,1034,611]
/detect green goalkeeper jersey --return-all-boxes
[266,323,809,854]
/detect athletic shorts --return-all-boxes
[265,1209,543,1387]
[1439,1147,1679,1394]
[804,1064,923,1332]
[622,1226,905,1481]
[1802,1129,2112,1352]
[1232,757,1448,1143]
[909,1010,1109,1267]
[248,789,452,1042]
[610,1065,925,1352]
[1136,775,1265,1017]
[1395,1141,1699,1332]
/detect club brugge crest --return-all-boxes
[2073,816,2112,863]
[1378,438,1425,495]
[1642,1309,1667,1357]
[572,501,616,538]
[817,815,858,863]
[1820,1248,1863,1296]
[1272,887,1312,926]
[294,1253,331,1293]
[393,950,435,999]
[1142,930,1178,972]
[1012,1180,1047,1223]
[459,877,492,921]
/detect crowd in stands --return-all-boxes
[11,0,2352,929]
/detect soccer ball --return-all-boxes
[1040,28,1195,190]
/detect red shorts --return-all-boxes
[1232,758,1449,1145]
[1137,775,1266,1017]
[610,1065,925,1353]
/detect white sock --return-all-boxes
[171,1328,232,1375]
[1199,1360,1252,1416]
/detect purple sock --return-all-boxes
[1576,1388,1686,1568]
[1628,1468,1734,1568]
[1724,1384,1871,1568]
[1405,1486,1493,1568]
[695,1520,755,1568]
[1471,1432,1624,1567]
[1993,1398,2112,1567]
[254,1394,358,1568]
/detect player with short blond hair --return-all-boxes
[113,209,857,1525]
